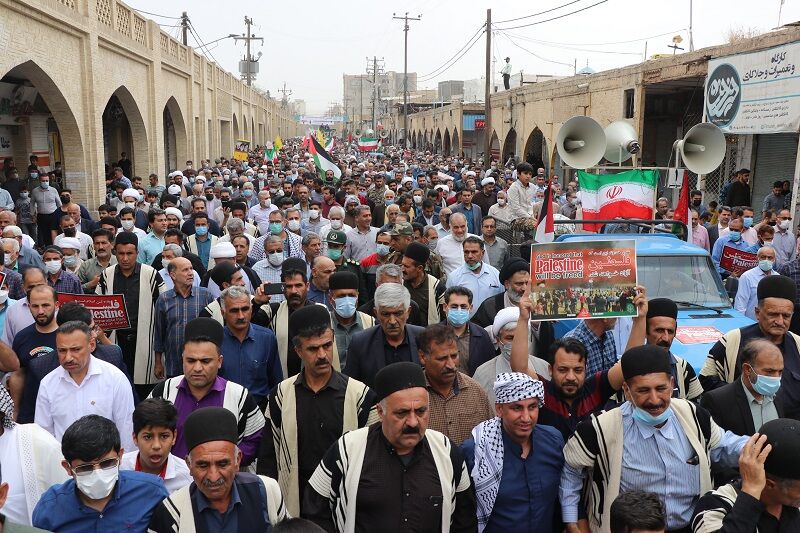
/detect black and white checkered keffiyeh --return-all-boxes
[472,372,544,531]
[0,384,15,429]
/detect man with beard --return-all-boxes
[253,257,326,378]
[258,304,377,517]
[509,291,636,440]
[77,229,116,293]
[471,258,530,328]
[436,213,487,275]
[10,285,60,423]
[401,242,445,326]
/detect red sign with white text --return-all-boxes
[56,294,130,330]
[719,246,757,276]
[675,326,724,345]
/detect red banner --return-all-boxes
[56,294,130,330]
[719,246,758,276]
[530,240,638,321]
[675,326,723,345]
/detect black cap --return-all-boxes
[184,317,224,347]
[647,298,678,321]
[329,271,359,291]
[404,241,430,265]
[288,304,331,340]
[499,257,530,285]
[761,418,800,479]
[183,407,238,452]
[757,275,796,303]
[373,362,427,401]
[114,231,138,248]
[621,345,672,381]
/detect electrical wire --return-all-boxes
[503,29,686,47]
[188,22,219,64]
[499,30,641,56]
[417,25,486,82]
[494,0,585,24]
[494,0,608,31]
[131,7,181,19]
[499,32,575,70]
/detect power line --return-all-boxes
[418,26,486,82]
[503,28,686,47]
[494,0,608,31]
[418,24,485,79]
[494,0,585,24]
[131,7,181,19]
[188,22,219,64]
[498,30,641,56]
[500,32,575,70]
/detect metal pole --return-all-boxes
[245,16,251,86]
[393,12,420,149]
[483,9,491,168]
[372,56,377,131]
[181,12,188,46]
[688,0,695,52]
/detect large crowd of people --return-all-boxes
[0,140,797,532]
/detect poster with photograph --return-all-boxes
[530,240,638,321]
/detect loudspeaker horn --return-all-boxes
[604,121,641,163]
[556,116,606,169]
[354,128,362,137]
[380,130,389,139]
[364,128,376,138]
[674,123,726,175]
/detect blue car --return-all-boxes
[550,233,754,372]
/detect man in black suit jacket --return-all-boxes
[701,338,786,436]
[706,223,720,251]
[344,282,425,388]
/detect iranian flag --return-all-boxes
[357,136,379,152]
[309,135,342,179]
[577,169,658,232]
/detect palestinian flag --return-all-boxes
[357,136,379,152]
[577,169,658,232]
[309,136,341,179]
[534,179,554,243]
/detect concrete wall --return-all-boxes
[0,0,301,209]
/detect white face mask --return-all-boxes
[0,290,9,304]
[309,209,320,220]
[125,202,136,209]
[330,219,343,230]
[75,465,119,500]
[3,255,13,267]
[287,219,301,232]
[779,219,791,230]
[120,220,135,231]
[44,260,62,274]
[162,259,171,270]
[268,252,284,267]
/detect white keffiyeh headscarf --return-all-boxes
[471,372,544,531]
[0,384,15,429]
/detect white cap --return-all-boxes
[58,237,82,250]
[465,170,477,177]
[165,207,183,219]
[122,188,139,200]
[401,176,413,185]
[434,184,449,193]
[245,168,254,175]
[481,177,495,186]
[260,165,269,170]
[167,184,182,195]
[492,306,520,339]
[209,242,236,259]
[195,176,207,184]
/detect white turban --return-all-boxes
[167,184,182,195]
[465,170,477,177]
[481,177,495,187]
[492,306,520,339]
[209,242,236,259]
[122,188,139,200]
[58,237,81,250]
[401,177,413,185]
[165,207,183,219]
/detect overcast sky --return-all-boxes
[129,0,800,114]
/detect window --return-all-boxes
[624,89,635,119]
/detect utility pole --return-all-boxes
[484,9,491,169]
[367,56,385,131]
[233,16,263,86]
[278,82,292,109]
[180,12,189,46]
[688,0,694,52]
[393,12,421,149]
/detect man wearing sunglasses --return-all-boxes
[32,414,168,532]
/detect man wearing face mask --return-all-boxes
[250,210,303,262]
[32,415,167,532]
[735,247,779,320]
[712,217,759,277]
[446,236,502,315]
[471,258,530,329]
[772,209,796,267]
[30,174,61,246]
[326,272,375,370]
[120,188,149,231]
[41,245,82,294]
[302,200,328,235]
[249,190,277,236]
[442,287,496,377]
[560,345,748,533]
[324,230,363,291]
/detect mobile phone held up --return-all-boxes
[262,283,285,295]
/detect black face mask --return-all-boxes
[63,227,76,237]
[60,195,70,204]
[769,221,777,226]
[691,199,701,207]
[205,194,214,201]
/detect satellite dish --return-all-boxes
[604,121,641,163]
[674,123,726,174]
[556,116,606,169]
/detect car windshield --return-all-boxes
[638,255,730,308]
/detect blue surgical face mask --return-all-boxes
[747,364,781,396]
[195,226,208,237]
[447,308,469,326]
[268,222,283,235]
[632,404,673,427]
[384,199,394,206]
[759,259,774,272]
[466,261,481,271]
[334,296,357,318]
[243,189,254,198]
[376,243,391,256]
[327,249,342,261]
[728,230,741,242]
[743,217,753,228]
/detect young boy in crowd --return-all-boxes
[120,398,192,493]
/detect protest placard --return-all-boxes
[56,294,130,330]
[719,245,758,276]
[233,140,250,161]
[530,239,638,321]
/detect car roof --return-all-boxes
[555,233,710,257]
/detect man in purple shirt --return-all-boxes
[148,317,266,465]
